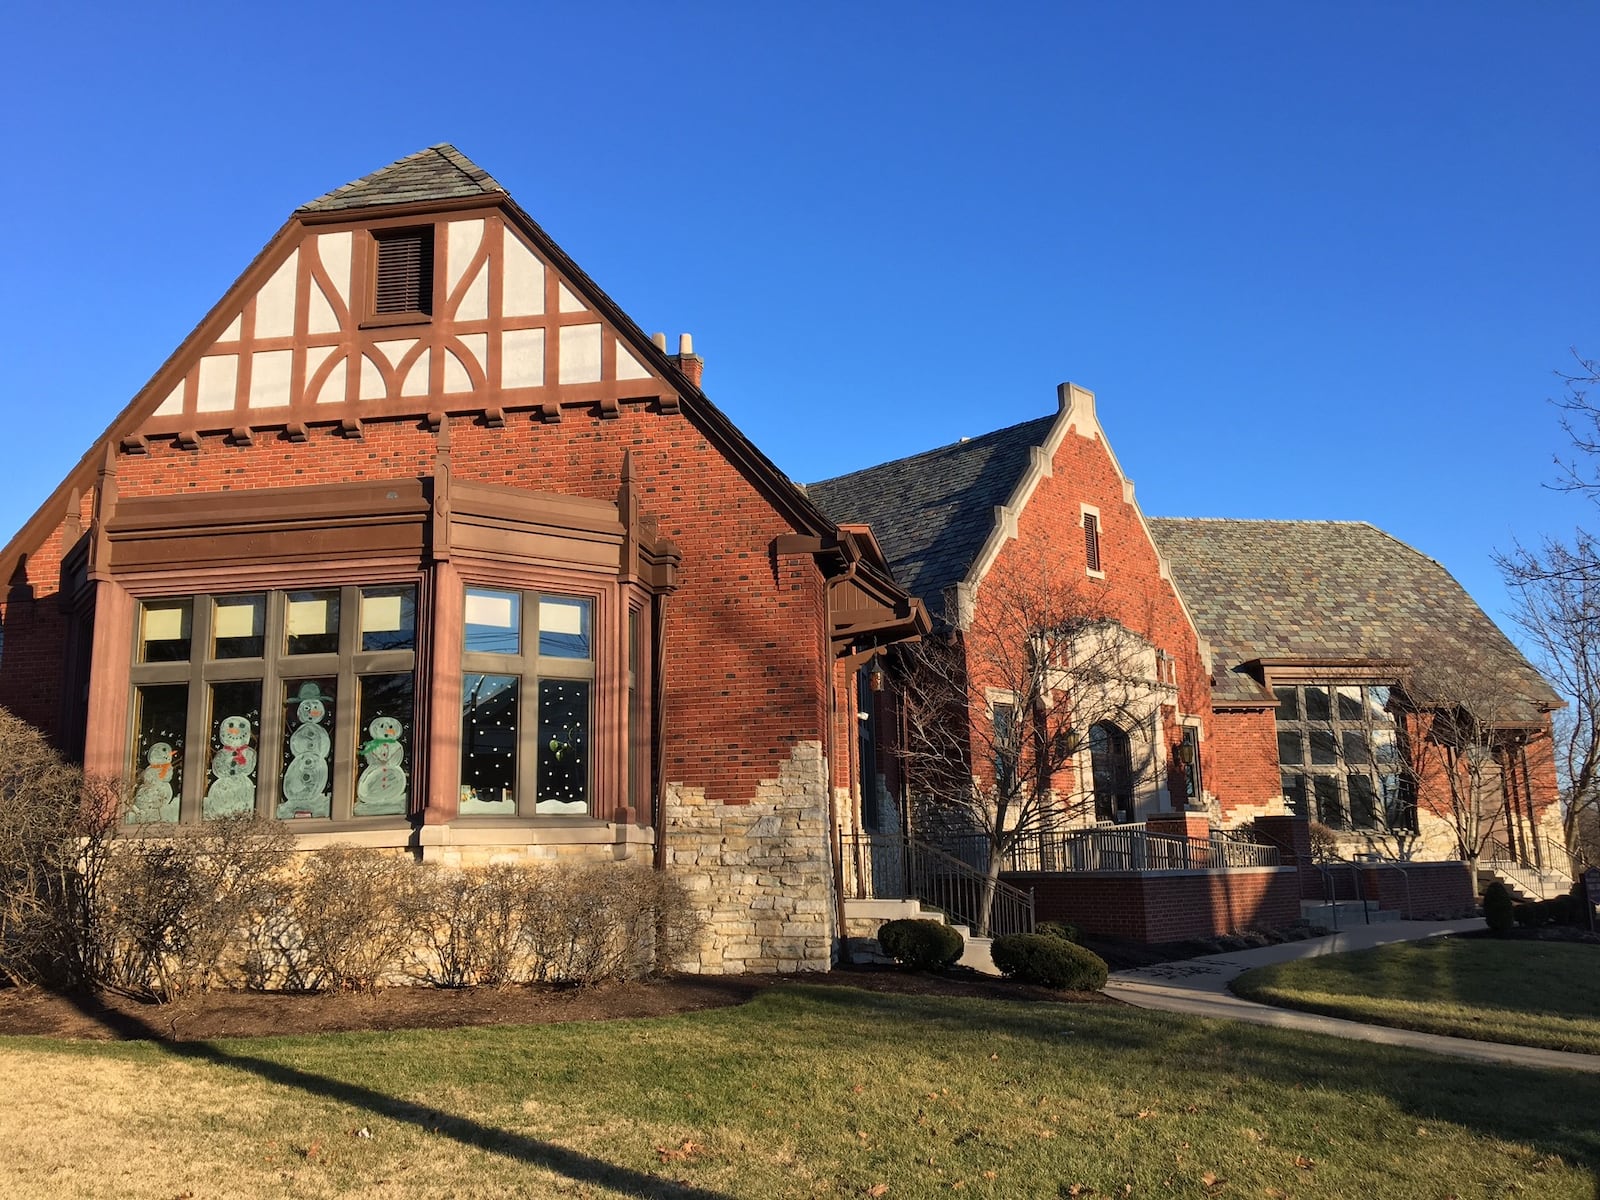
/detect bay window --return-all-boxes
[127,585,417,824]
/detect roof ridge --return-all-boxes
[296,143,505,213]
[1147,516,1372,526]
[811,412,1054,488]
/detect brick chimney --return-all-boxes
[668,333,704,389]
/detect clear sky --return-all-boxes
[3,2,1595,640]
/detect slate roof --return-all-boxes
[1147,518,1558,718]
[299,144,505,213]
[808,415,1056,621]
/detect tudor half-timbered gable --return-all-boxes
[0,146,923,975]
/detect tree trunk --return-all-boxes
[976,843,1004,937]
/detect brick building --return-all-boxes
[0,146,925,974]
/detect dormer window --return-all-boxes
[373,227,434,316]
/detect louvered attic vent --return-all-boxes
[373,227,434,315]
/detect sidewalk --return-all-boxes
[1105,919,1600,1074]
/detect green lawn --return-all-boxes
[3,983,1598,1198]
[1232,937,1600,1055]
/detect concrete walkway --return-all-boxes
[1105,919,1600,1074]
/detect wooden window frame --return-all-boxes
[458,583,601,819]
[367,225,436,324]
[127,585,419,827]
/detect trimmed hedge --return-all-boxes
[1483,881,1514,935]
[876,919,964,970]
[1036,920,1079,944]
[991,933,1108,991]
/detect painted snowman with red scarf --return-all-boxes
[205,715,257,817]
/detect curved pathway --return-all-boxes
[1105,919,1600,1074]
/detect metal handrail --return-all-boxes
[944,827,1280,874]
[1484,839,1573,901]
[838,828,1036,937]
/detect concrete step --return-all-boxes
[1301,899,1402,926]
[841,898,1001,975]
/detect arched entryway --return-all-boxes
[1089,720,1133,823]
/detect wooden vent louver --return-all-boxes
[1083,512,1101,572]
[374,228,434,315]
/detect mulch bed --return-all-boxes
[0,965,1111,1043]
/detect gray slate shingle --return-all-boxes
[808,416,1056,622]
[1147,517,1557,717]
[299,144,504,213]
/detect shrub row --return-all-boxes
[991,931,1108,991]
[100,829,701,1000]
[1513,887,1594,930]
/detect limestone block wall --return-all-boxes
[664,741,836,974]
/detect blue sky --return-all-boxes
[3,2,1595,636]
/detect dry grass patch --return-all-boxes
[1,985,1596,1198]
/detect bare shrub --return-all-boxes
[413,863,533,988]
[523,864,700,985]
[101,816,293,1000]
[1308,821,1341,862]
[291,847,424,992]
[0,708,120,988]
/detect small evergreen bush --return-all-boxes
[991,933,1108,990]
[1482,881,1514,935]
[1036,920,1078,944]
[876,918,964,970]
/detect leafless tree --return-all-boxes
[1400,660,1543,867]
[900,560,1159,932]
[0,707,121,988]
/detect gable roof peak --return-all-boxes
[298,144,506,214]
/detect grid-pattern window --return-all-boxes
[1083,512,1102,573]
[1275,682,1412,831]
[459,587,596,817]
[128,586,417,824]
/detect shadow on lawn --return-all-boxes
[62,990,736,1200]
[778,984,1600,1189]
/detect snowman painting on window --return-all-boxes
[130,742,179,824]
[278,682,332,819]
[355,714,407,815]
[204,715,257,818]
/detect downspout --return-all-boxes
[824,557,862,962]
[651,593,671,872]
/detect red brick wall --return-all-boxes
[1208,707,1282,818]
[0,488,94,748]
[1011,867,1301,942]
[19,406,831,802]
[1357,861,1474,918]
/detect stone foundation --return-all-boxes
[663,740,836,974]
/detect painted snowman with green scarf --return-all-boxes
[355,714,406,815]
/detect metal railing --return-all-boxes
[838,828,1036,937]
[943,826,1280,874]
[1483,840,1572,901]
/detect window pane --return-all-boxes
[1276,729,1304,768]
[1349,774,1377,829]
[1309,728,1338,766]
[1314,775,1343,828]
[279,679,334,820]
[1342,729,1369,767]
[1281,773,1307,818]
[212,594,265,660]
[203,680,262,819]
[1304,685,1330,721]
[129,684,187,824]
[536,678,591,813]
[139,598,192,663]
[1336,686,1363,721]
[360,586,416,652]
[355,674,413,815]
[285,590,341,656]
[464,588,521,655]
[1367,686,1393,719]
[1273,685,1300,721]
[538,596,591,659]
[1371,726,1401,772]
[460,673,518,814]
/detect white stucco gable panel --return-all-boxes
[254,251,299,339]
[502,228,545,317]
